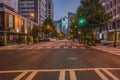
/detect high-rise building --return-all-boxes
[0,0,18,12]
[68,12,75,31]
[61,17,68,34]
[0,2,40,45]
[18,0,35,21]
[46,0,54,20]
[39,0,46,25]
[54,20,61,33]
[18,0,46,26]
[97,0,120,43]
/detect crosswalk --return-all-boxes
[0,68,119,80]
[18,46,86,49]
[0,46,86,50]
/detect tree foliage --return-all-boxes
[69,0,111,44]
[32,26,40,43]
[43,18,55,38]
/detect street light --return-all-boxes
[30,13,34,17]
[78,31,81,34]
[47,25,50,29]
[47,25,51,38]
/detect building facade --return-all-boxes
[68,12,75,31]
[0,0,18,12]
[98,0,120,43]
[18,0,35,22]
[18,0,46,26]
[61,17,68,34]
[54,20,61,33]
[0,3,40,45]
[46,0,54,20]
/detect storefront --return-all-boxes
[0,3,40,46]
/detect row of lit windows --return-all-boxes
[20,7,34,9]
[20,3,34,6]
[104,0,120,11]
[101,20,120,31]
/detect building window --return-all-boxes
[8,14,14,28]
[110,1,112,8]
[21,19,24,33]
[114,9,116,16]
[0,15,3,27]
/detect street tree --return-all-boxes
[32,26,40,43]
[70,0,111,45]
[43,18,55,39]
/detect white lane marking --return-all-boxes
[57,46,60,48]
[59,70,65,80]
[55,46,58,48]
[80,47,86,49]
[38,47,42,49]
[74,46,77,48]
[103,69,119,80]
[25,71,38,80]
[70,70,77,80]
[72,46,77,49]
[56,46,60,48]
[13,71,28,80]
[66,46,68,49]
[95,69,109,80]
[18,47,26,49]
[27,47,33,49]
[46,47,51,49]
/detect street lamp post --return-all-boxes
[113,0,117,47]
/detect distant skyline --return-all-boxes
[54,0,80,20]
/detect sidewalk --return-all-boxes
[91,45,120,56]
[0,44,29,50]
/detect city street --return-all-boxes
[0,40,120,80]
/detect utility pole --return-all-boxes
[113,0,117,47]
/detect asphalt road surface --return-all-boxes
[0,40,120,80]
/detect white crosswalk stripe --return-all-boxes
[103,69,119,80]
[70,70,77,80]
[13,71,28,80]
[59,70,65,80]
[0,68,119,80]
[26,71,38,80]
[0,46,86,50]
[95,69,109,80]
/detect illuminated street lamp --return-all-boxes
[47,25,50,30]
[78,31,81,34]
[30,12,34,17]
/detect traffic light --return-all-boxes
[78,18,85,25]
[74,25,77,29]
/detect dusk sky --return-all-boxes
[54,0,80,20]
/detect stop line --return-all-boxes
[0,68,119,80]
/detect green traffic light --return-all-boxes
[78,18,85,25]
[74,25,77,29]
